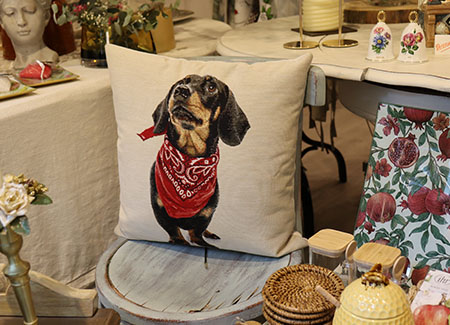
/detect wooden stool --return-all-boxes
[96,238,302,324]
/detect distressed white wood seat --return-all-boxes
[96,62,326,325]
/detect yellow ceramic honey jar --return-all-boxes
[333,264,413,324]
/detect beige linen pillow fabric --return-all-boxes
[106,44,311,257]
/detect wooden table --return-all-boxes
[217,16,450,121]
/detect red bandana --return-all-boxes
[138,127,219,219]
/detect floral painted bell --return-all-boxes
[367,11,394,61]
[397,11,428,63]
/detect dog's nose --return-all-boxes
[174,86,190,99]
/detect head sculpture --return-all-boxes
[0,0,58,69]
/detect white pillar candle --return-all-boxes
[303,0,339,32]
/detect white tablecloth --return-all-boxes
[217,16,450,93]
[0,64,118,288]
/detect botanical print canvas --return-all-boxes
[137,74,250,247]
[354,103,450,274]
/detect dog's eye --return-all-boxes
[207,84,216,92]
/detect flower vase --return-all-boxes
[81,25,107,68]
[0,226,37,325]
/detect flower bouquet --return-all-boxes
[52,0,172,66]
[0,174,52,234]
[0,173,52,324]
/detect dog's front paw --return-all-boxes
[203,230,220,240]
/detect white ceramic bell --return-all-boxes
[366,11,394,61]
[397,11,428,63]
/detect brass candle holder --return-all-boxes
[322,0,358,48]
[284,0,319,50]
[0,226,37,325]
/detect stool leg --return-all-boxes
[301,166,314,238]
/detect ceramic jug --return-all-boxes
[367,11,394,61]
[333,264,413,324]
[397,11,428,63]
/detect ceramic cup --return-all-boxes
[397,11,428,63]
[367,11,394,61]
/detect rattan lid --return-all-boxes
[262,264,344,315]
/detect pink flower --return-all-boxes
[403,33,416,47]
[356,211,366,227]
[378,114,400,136]
[73,4,87,14]
[374,27,384,34]
[415,32,424,43]
[364,221,374,234]
[374,158,392,177]
[399,199,409,211]
[385,32,391,40]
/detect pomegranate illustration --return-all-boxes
[411,265,430,286]
[437,128,450,161]
[366,192,396,223]
[413,294,450,325]
[425,189,450,215]
[404,107,433,129]
[388,134,419,168]
[403,186,430,215]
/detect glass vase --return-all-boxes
[81,25,107,68]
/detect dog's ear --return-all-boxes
[218,88,250,146]
[152,85,175,133]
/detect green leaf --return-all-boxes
[114,22,122,36]
[414,155,428,171]
[32,193,53,205]
[410,222,429,235]
[399,183,409,196]
[416,212,430,222]
[391,217,398,229]
[394,215,407,226]
[414,258,429,269]
[429,141,439,152]
[436,243,446,254]
[433,214,446,225]
[426,125,437,139]
[10,217,30,235]
[431,261,442,270]
[377,150,385,159]
[392,170,401,186]
[412,45,419,50]
[428,161,441,189]
[418,132,427,146]
[431,224,450,245]
[421,231,429,251]
[425,251,439,257]
[393,228,406,241]
[439,165,450,177]
[402,240,414,248]
[123,12,132,27]
[362,232,370,243]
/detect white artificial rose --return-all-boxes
[0,181,32,227]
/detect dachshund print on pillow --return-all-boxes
[138,75,250,247]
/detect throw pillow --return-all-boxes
[106,44,312,257]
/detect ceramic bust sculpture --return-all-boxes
[0,0,59,69]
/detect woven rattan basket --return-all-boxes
[262,264,344,325]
